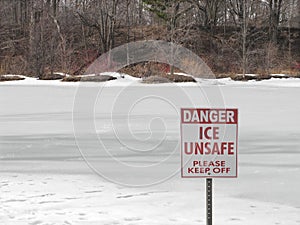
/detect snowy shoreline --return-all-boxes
[1,73,300,87]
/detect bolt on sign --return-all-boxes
[180,108,238,178]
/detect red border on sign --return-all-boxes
[180,108,238,178]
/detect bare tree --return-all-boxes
[267,0,283,43]
[0,0,299,77]
[143,0,194,74]
[77,0,120,54]
[189,0,224,31]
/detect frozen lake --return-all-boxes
[0,82,300,224]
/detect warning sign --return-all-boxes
[180,108,238,178]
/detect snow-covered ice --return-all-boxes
[0,78,300,224]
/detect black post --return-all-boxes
[206,178,213,225]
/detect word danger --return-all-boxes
[182,108,237,124]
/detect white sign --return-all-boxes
[180,108,238,178]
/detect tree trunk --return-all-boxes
[269,0,282,43]
[242,0,247,77]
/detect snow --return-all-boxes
[0,75,300,224]
[0,73,140,87]
[217,77,300,88]
[53,72,71,77]
[271,74,289,77]
[0,75,78,86]
[236,73,258,77]
[1,72,300,88]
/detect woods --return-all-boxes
[0,0,299,77]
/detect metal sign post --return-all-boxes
[206,178,213,225]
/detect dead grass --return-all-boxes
[230,75,256,81]
[0,75,25,82]
[39,73,66,80]
[142,76,170,84]
[164,74,196,82]
[120,62,195,83]
[229,74,272,81]
[62,75,117,82]
[142,74,196,83]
